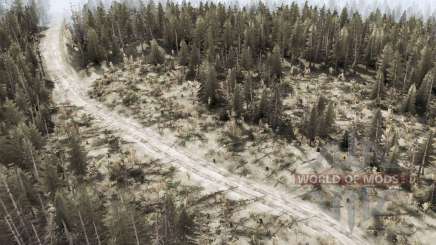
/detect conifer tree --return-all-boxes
[223,19,233,50]
[178,40,189,66]
[39,156,64,197]
[86,27,103,64]
[269,85,283,129]
[415,132,434,180]
[371,67,385,104]
[401,84,416,114]
[320,102,336,137]
[416,70,434,114]
[198,64,220,107]
[388,143,400,165]
[341,131,349,152]
[268,44,282,79]
[68,134,88,178]
[317,95,328,114]
[110,40,122,64]
[258,89,270,121]
[377,43,394,77]
[241,46,253,70]
[226,68,237,95]
[147,39,165,65]
[157,195,177,244]
[207,46,215,63]
[232,84,244,118]
[189,44,201,76]
[54,191,73,231]
[176,206,197,245]
[243,73,254,106]
[0,100,24,128]
[105,196,148,245]
[415,45,433,85]
[387,51,404,88]
[305,105,318,144]
[368,109,384,144]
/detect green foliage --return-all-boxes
[267,44,282,80]
[304,97,335,141]
[176,207,197,244]
[86,27,104,64]
[401,84,417,114]
[189,44,201,76]
[232,84,244,118]
[268,85,283,129]
[67,134,88,178]
[226,68,237,95]
[156,195,198,245]
[415,45,433,85]
[55,191,73,229]
[198,64,221,107]
[317,95,328,114]
[0,100,24,130]
[371,68,385,104]
[305,105,319,143]
[416,70,434,114]
[39,156,64,196]
[110,40,123,64]
[243,74,254,102]
[0,123,44,169]
[0,5,58,244]
[320,102,336,137]
[122,91,139,106]
[387,51,404,88]
[368,109,384,144]
[341,131,349,152]
[147,39,165,65]
[415,132,434,178]
[68,0,436,115]
[103,194,150,245]
[178,40,190,66]
[241,46,254,70]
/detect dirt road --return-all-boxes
[40,23,370,245]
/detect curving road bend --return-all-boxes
[40,22,370,245]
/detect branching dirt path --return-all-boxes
[41,23,370,245]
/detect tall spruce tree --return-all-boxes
[147,39,165,65]
[189,44,201,76]
[68,134,88,178]
[232,84,244,118]
[198,64,220,107]
[178,40,189,66]
[320,102,336,137]
[371,67,385,104]
[243,73,254,106]
[305,105,319,144]
[415,45,433,85]
[416,70,434,114]
[415,132,434,180]
[268,44,282,80]
[368,109,384,144]
[401,84,417,114]
[241,46,253,70]
[86,27,103,64]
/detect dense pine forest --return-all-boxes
[0,2,204,245]
[71,0,434,178]
[0,0,435,244]
[69,1,435,148]
[0,1,53,244]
